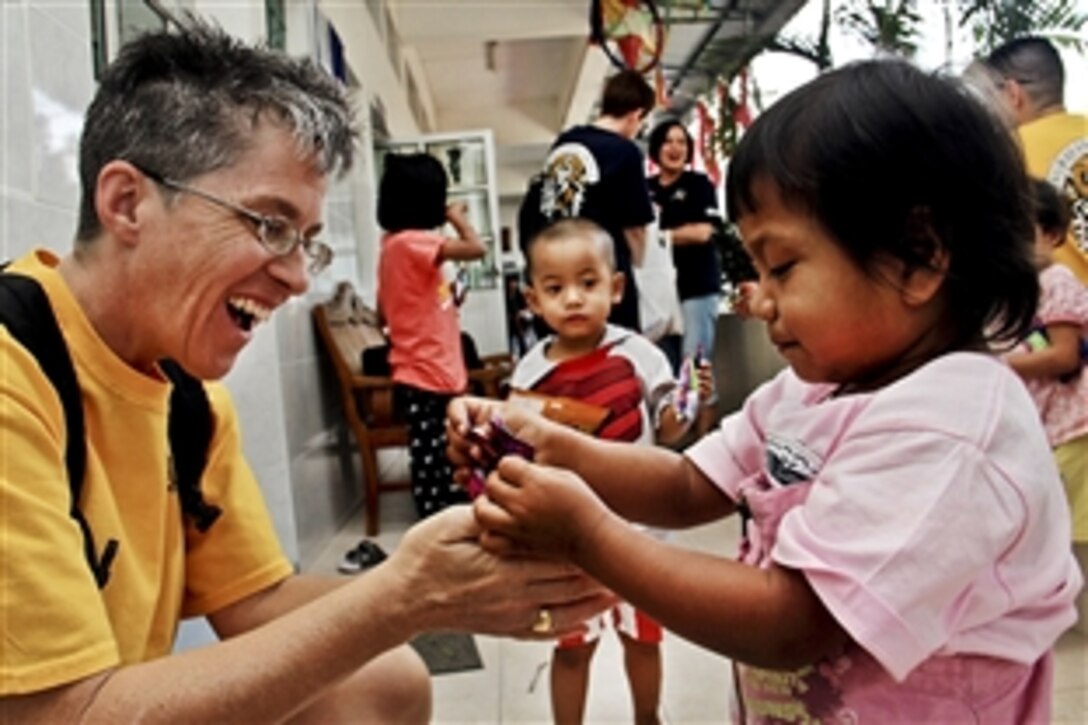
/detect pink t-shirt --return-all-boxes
[1021,263,1088,447]
[378,229,467,393]
[687,352,1081,722]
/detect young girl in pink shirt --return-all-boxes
[448,60,1082,722]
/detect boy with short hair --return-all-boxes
[513,218,710,724]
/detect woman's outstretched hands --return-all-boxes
[388,505,613,639]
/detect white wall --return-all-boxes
[1,2,91,264]
[320,1,422,138]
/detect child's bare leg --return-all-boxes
[550,641,597,725]
[619,632,662,725]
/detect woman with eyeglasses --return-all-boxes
[1,23,612,724]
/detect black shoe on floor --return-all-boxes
[338,539,388,574]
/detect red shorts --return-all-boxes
[557,601,663,649]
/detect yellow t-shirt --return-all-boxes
[0,250,293,695]
[1019,112,1088,284]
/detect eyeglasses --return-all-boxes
[136,165,333,274]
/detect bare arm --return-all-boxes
[583,506,848,668]
[449,398,732,528]
[477,457,849,669]
[455,398,848,670]
[557,435,729,527]
[1005,320,1083,378]
[1,571,418,723]
[208,572,344,636]
[667,222,714,246]
[439,202,487,262]
[1006,322,1082,380]
[624,226,647,268]
[1,507,611,723]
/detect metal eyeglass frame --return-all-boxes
[134,163,333,274]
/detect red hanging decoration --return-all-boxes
[589,0,665,74]
[617,28,643,68]
[733,67,753,129]
[696,100,720,187]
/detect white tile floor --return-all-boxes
[309,491,1088,724]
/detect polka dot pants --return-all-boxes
[400,385,469,519]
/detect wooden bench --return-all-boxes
[313,281,511,535]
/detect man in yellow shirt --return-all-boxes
[985,36,1088,284]
[0,22,608,723]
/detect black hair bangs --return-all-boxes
[377,153,448,232]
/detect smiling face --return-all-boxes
[130,122,327,379]
[657,125,690,175]
[524,230,623,357]
[738,181,948,391]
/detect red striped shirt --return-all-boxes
[532,343,643,442]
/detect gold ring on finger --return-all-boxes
[531,607,553,634]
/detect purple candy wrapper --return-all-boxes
[464,418,535,498]
[675,347,706,423]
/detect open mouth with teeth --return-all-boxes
[227,296,271,332]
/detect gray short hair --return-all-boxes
[76,19,357,240]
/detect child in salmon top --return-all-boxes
[378,153,485,518]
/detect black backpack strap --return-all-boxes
[0,268,118,587]
[160,359,221,532]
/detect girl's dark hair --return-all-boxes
[726,59,1038,347]
[377,153,447,232]
[1030,178,1072,240]
[647,118,693,166]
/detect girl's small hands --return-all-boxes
[474,456,610,563]
[446,396,502,467]
[486,403,566,467]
